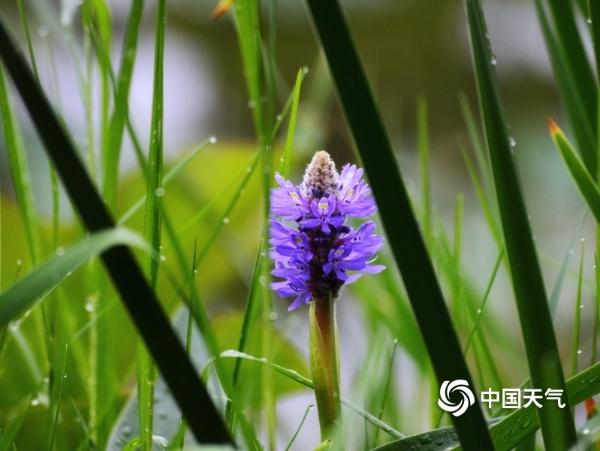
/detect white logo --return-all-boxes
[437,379,476,417]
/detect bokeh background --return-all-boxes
[0,0,597,449]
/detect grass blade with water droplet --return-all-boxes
[0,228,148,324]
[465,0,576,447]
[548,119,600,223]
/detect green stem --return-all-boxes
[309,296,340,442]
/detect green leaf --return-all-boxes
[0,228,148,325]
[465,0,576,447]
[548,120,600,223]
[303,0,493,448]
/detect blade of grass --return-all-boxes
[285,404,314,451]
[138,1,166,448]
[417,95,431,236]
[590,0,600,79]
[544,0,597,157]
[0,19,233,445]
[371,341,399,447]
[549,210,587,317]
[102,0,144,207]
[534,0,596,173]
[548,119,600,223]
[592,254,599,366]
[0,67,40,265]
[459,141,502,248]
[304,1,494,448]
[82,0,112,179]
[571,243,585,376]
[15,0,40,80]
[463,250,503,354]
[459,94,493,190]
[465,0,576,447]
[0,228,149,324]
[279,67,307,178]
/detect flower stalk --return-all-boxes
[309,295,340,441]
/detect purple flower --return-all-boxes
[269,151,385,311]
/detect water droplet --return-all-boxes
[276,114,282,122]
[577,349,583,355]
[263,165,271,174]
[580,304,584,309]
[223,217,230,224]
[43,376,50,384]
[259,275,267,286]
[63,373,68,379]
[56,247,65,257]
[160,255,166,262]
[509,136,516,148]
[477,308,482,314]
[302,66,310,74]
[246,166,252,173]
[155,187,165,197]
[85,298,95,313]
[209,136,217,144]
[9,322,18,332]
[490,56,497,66]
[583,427,590,434]
[153,435,169,447]
[569,249,574,255]
[31,397,40,406]
[16,259,22,266]
[122,424,132,435]
[247,100,256,109]
[587,18,592,24]
[269,311,278,321]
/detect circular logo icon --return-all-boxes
[437,379,475,417]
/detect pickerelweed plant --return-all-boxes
[269,150,384,442]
